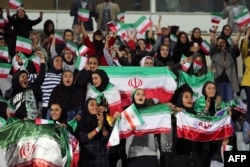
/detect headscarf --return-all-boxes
[131,88,147,109]
[92,69,110,92]
[140,56,154,66]
[49,55,63,74]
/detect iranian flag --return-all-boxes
[178,71,214,100]
[181,54,191,72]
[35,118,54,125]
[117,23,135,40]
[108,104,172,147]
[170,34,177,42]
[0,120,72,167]
[66,41,78,53]
[55,32,64,43]
[0,19,7,28]
[107,21,122,33]
[29,54,41,73]
[8,0,23,9]
[211,12,223,25]
[200,40,210,55]
[117,11,125,21]
[0,63,12,78]
[234,11,250,27]
[176,111,233,142]
[134,16,152,34]
[78,8,89,22]
[18,52,29,67]
[0,96,17,116]
[16,36,32,54]
[193,59,203,73]
[78,45,89,56]
[75,55,87,70]
[0,46,9,62]
[100,67,177,107]
[121,104,144,130]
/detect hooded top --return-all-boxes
[48,70,83,113]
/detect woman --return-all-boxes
[140,56,154,67]
[61,48,76,72]
[173,31,190,63]
[41,55,63,118]
[76,98,110,167]
[154,44,174,67]
[48,70,83,121]
[171,84,204,167]
[126,88,158,167]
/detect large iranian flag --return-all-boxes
[134,16,152,34]
[108,104,172,147]
[100,66,177,107]
[178,71,214,100]
[16,36,32,54]
[0,63,12,78]
[8,0,23,9]
[0,120,71,167]
[176,111,233,142]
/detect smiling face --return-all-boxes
[88,99,99,115]
[92,73,102,88]
[160,45,169,58]
[62,71,73,87]
[144,57,154,67]
[192,28,201,39]
[182,91,193,108]
[134,89,146,105]
[205,83,216,98]
[53,56,63,71]
[19,72,28,89]
[50,104,62,121]
[137,39,146,51]
[88,57,99,72]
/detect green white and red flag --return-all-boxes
[0,46,9,62]
[176,111,233,142]
[55,32,64,43]
[107,21,122,33]
[78,8,89,22]
[134,16,152,34]
[0,18,8,28]
[117,23,135,40]
[117,11,125,21]
[200,40,210,55]
[77,44,89,56]
[181,54,191,72]
[66,41,78,53]
[75,55,87,70]
[193,59,203,73]
[29,54,41,73]
[170,34,177,42]
[0,96,17,116]
[0,63,12,78]
[16,36,32,54]
[211,12,223,25]
[107,104,172,147]
[8,0,23,9]
[121,104,144,130]
[178,71,214,100]
[0,120,72,167]
[35,118,54,125]
[100,66,177,107]
[234,11,250,27]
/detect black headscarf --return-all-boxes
[49,55,63,74]
[173,31,190,63]
[50,103,68,124]
[131,88,147,109]
[9,70,29,97]
[92,69,110,92]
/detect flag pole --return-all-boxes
[55,0,58,29]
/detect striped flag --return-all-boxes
[134,16,152,34]
[18,52,29,67]
[0,120,71,167]
[193,59,203,73]
[117,23,135,40]
[75,55,87,70]
[200,40,210,55]
[181,54,191,72]
[107,104,172,147]
[0,46,9,62]
[66,41,78,53]
[117,11,125,21]
[121,104,144,130]
[107,21,122,33]
[35,118,54,125]
[176,111,233,142]
[8,0,23,9]
[55,32,64,43]
[211,12,223,25]
[0,19,7,28]
[221,144,233,162]
[170,34,177,42]
[100,67,177,107]
[0,63,12,78]
[78,8,89,22]
[29,54,41,73]
[178,71,214,100]
[16,36,32,54]
[234,11,250,27]
[77,45,89,56]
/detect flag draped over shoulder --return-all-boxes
[0,120,71,167]
[176,111,233,142]
[100,66,177,107]
[107,104,172,147]
[178,71,214,100]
